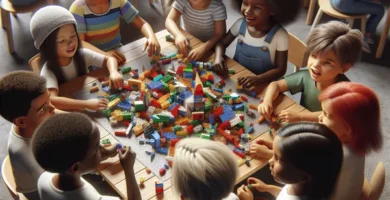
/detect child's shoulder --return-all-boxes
[210,0,226,7]
[70,0,88,13]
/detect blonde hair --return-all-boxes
[172,138,238,200]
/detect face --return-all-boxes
[241,0,274,27]
[269,136,308,184]
[21,90,55,131]
[307,50,350,83]
[77,124,102,175]
[56,24,78,59]
[319,100,351,143]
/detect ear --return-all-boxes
[70,162,80,174]
[341,63,352,73]
[13,116,28,128]
[342,123,353,142]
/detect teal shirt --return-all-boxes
[284,70,349,112]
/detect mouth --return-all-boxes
[66,47,76,53]
[245,16,256,23]
[310,67,321,78]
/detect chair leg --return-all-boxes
[311,9,323,31]
[303,0,310,8]
[360,16,367,35]
[376,8,390,58]
[348,19,354,28]
[1,9,14,53]
[306,0,317,25]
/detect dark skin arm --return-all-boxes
[213,31,236,75]
[238,50,288,89]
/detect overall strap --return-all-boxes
[238,19,247,36]
[264,24,282,44]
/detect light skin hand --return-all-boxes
[86,99,108,110]
[279,110,301,123]
[237,185,254,200]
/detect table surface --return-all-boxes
[59,29,307,200]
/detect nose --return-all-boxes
[48,102,55,114]
[318,113,323,123]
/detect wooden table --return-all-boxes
[59,29,306,200]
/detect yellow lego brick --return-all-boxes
[108,98,120,109]
[133,125,143,136]
[161,101,170,110]
[97,91,109,97]
[158,93,170,104]
[176,130,187,136]
[102,81,109,87]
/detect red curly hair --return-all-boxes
[318,82,382,154]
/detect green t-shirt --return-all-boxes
[284,70,349,112]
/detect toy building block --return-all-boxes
[164,163,169,169]
[89,86,99,93]
[115,131,127,137]
[229,69,236,74]
[121,66,132,74]
[258,116,265,124]
[146,168,152,174]
[101,138,111,147]
[108,98,121,109]
[233,148,246,158]
[147,81,163,90]
[159,168,166,176]
[117,101,131,111]
[155,181,164,194]
[133,124,144,136]
[139,177,145,187]
[156,147,168,155]
[125,121,136,137]
[102,81,109,87]
[245,159,251,167]
[134,101,145,112]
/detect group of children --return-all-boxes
[0,0,384,199]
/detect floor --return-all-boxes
[0,0,389,199]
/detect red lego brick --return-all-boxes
[150,99,161,108]
[170,138,179,147]
[233,149,245,158]
[186,125,194,134]
[159,168,166,176]
[240,95,248,102]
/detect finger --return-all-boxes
[143,41,148,52]
[247,177,256,184]
[115,51,126,64]
[237,185,245,193]
[148,43,154,57]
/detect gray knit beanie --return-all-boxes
[30,5,77,49]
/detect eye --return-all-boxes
[311,54,317,58]
[57,40,65,44]
[71,35,77,38]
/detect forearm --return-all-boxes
[105,57,119,74]
[124,170,142,200]
[81,40,108,56]
[263,82,283,104]
[200,34,224,52]
[298,111,321,122]
[140,22,157,41]
[165,18,185,38]
[50,96,88,111]
[264,185,282,197]
[214,43,226,59]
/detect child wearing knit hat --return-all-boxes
[30,5,124,111]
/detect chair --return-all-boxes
[359,162,386,200]
[288,33,308,72]
[28,53,41,74]
[2,156,27,200]
[311,0,367,34]
[376,7,390,59]
[1,0,54,54]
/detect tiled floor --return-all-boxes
[0,0,389,199]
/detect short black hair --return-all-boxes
[0,71,46,122]
[32,113,94,173]
[233,0,301,25]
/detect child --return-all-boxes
[237,122,343,200]
[318,82,382,200]
[32,113,141,200]
[172,138,239,200]
[165,0,227,61]
[213,0,300,87]
[30,5,124,111]
[258,21,363,122]
[70,0,161,65]
[0,71,55,200]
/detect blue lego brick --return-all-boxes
[183,73,193,79]
[247,126,254,134]
[152,131,161,148]
[163,132,177,140]
[168,102,179,111]
[209,114,214,125]
[153,74,163,82]
[102,86,110,93]
[147,139,156,147]
[179,109,187,116]
[179,90,192,99]
[220,113,235,122]
[233,147,244,154]
[117,101,131,111]
[156,148,168,155]
[156,182,164,188]
[232,103,245,111]
[213,88,223,94]
[147,81,163,90]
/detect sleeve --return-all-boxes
[275,27,289,51]
[172,0,185,13]
[69,1,87,33]
[40,64,59,90]
[212,1,227,21]
[81,48,106,69]
[229,18,244,37]
[119,0,139,24]
[284,70,306,95]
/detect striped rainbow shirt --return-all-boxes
[70,0,139,51]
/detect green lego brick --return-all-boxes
[102,139,111,145]
[103,108,112,117]
[109,94,120,101]
[122,112,133,120]
[229,69,236,74]
[161,74,173,83]
[204,81,212,88]
[200,133,211,140]
[189,120,200,126]
[121,66,131,74]
[183,68,193,73]
[173,125,183,132]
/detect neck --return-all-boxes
[288,182,312,196]
[255,20,274,33]
[14,125,34,138]
[53,172,84,191]
[58,56,72,67]
[190,0,211,10]
[316,76,339,91]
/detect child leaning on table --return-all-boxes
[30,5,124,112]
[237,122,343,200]
[213,0,300,87]
[32,112,141,200]
[70,0,161,65]
[0,71,55,200]
[165,0,227,61]
[172,138,239,200]
[258,21,363,123]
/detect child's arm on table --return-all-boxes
[250,139,273,159]
[248,177,282,197]
[279,110,321,123]
[119,146,142,200]
[213,31,236,74]
[131,16,160,57]
[165,8,190,56]
[258,79,288,118]
[102,56,124,89]
[48,89,107,111]
[238,50,288,88]
[188,20,226,61]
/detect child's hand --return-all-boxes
[237,185,254,200]
[100,144,119,161]
[86,99,107,110]
[250,143,273,159]
[188,46,205,61]
[109,71,124,89]
[107,50,126,66]
[119,146,136,173]
[256,139,273,149]
[247,177,268,192]
[258,102,273,119]
[279,110,301,123]
[144,37,161,57]
[238,76,259,89]
[212,56,228,75]
[175,34,190,56]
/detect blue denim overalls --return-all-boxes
[233,20,281,75]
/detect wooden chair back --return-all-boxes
[288,33,308,72]
[28,53,41,75]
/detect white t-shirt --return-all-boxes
[38,171,120,200]
[276,185,308,200]
[222,193,239,200]
[40,48,105,90]
[173,0,227,42]
[331,145,364,200]
[230,18,289,65]
[7,125,44,194]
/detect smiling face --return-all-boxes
[241,0,274,27]
[56,24,78,59]
[307,50,350,83]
